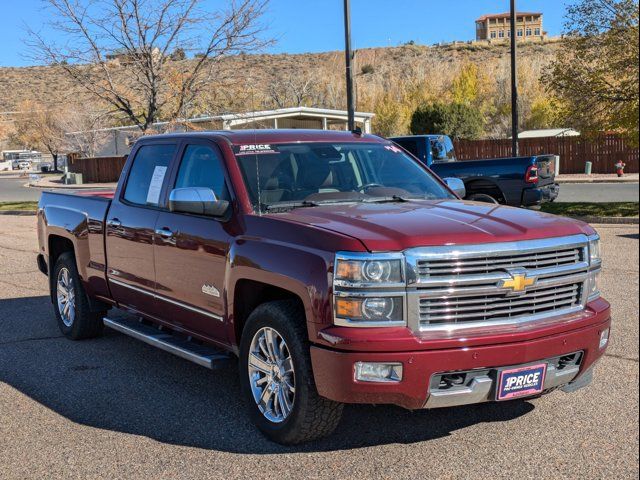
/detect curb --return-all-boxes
[28,183,118,190]
[571,216,639,225]
[0,210,37,216]
[556,179,639,184]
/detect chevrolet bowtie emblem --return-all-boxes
[501,272,536,293]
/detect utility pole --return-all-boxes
[343,0,356,131]
[510,0,519,156]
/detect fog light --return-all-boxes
[599,328,610,350]
[354,362,403,383]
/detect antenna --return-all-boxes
[249,73,262,216]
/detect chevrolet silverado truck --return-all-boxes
[37,130,610,445]
[391,134,560,207]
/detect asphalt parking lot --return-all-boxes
[0,215,638,479]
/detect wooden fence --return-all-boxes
[68,155,127,183]
[454,134,639,174]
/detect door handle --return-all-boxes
[107,218,122,228]
[155,228,174,239]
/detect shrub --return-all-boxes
[410,102,484,140]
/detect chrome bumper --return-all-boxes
[424,358,588,409]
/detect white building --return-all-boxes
[79,107,375,157]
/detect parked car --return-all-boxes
[37,130,609,444]
[391,134,559,207]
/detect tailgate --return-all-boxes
[534,155,556,186]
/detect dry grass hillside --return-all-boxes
[0,39,561,137]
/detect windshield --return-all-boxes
[234,142,455,211]
[430,136,456,162]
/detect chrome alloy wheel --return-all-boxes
[56,267,76,327]
[248,327,296,423]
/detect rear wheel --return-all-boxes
[239,300,343,444]
[52,252,105,340]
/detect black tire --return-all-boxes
[239,300,344,445]
[52,252,105,340]
[466,193,500,204]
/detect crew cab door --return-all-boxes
[152,141,233,343]
[105,142,177,315]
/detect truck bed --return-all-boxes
[38,189,114,302]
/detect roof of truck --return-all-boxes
[139,129,387,145]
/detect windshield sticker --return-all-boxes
[236,144,278,155]
[146,166,167,205]
[384,145,403,154]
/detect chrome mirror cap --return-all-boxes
[443,177,466,198]
[169,187,229,217]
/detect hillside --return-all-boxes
[0,39,562,137]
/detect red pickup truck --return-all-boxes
[37,130,610,444]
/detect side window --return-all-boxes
[123,144,177,206]
[175,145,229,201]
[395,139,419,158]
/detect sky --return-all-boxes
[0,0,572,67]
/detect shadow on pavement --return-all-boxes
[0,295,535,454]
[617,233,639,240]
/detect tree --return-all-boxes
[266,73,318,109]
[545,0,639,142]
[29,0,270,131]
[410,102,484,140]
[373,93,411,137]
[61,109,113,158]
[12,100,66,171]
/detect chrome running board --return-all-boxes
[104,315,231,369]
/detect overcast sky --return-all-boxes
[0,0,571,67]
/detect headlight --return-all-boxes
[334,254,403,286]
[587,269,601,301]
[589,235,601,265]
[587,234,602,301]
[335,296,404,326]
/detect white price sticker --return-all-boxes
[146,166,167,205]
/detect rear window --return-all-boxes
[124,144,177,206]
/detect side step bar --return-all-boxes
[104,315,232,369]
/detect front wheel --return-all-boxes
[239,300,343,444]
[52,252,105,340]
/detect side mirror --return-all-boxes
[169,187,229,217]
[444,177,466,198]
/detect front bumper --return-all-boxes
[310,300,610,410]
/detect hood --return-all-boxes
[272,200,594,252]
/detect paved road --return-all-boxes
[0,216,638,479]
[556,183,639,203]
[0,177,42,202]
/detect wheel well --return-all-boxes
[233,279,305,344]
[48,235,74,269]
[464,179,505,203]
[47,236,75,302]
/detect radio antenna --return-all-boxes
[249,74,263,216]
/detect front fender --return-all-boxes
[225,237,334,341]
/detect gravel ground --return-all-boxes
[0,216,638,479]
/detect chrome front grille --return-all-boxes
[405,235,591,334]
[418,282,582,324]
[416,246,584,278]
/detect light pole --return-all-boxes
[343,0,356,131]
[510,0,519,156]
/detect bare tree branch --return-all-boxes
[27,0,271,131]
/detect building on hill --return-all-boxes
[476,12,545,41]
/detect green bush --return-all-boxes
[410,102,484,140]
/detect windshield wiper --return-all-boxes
[362,195,411,204]
[264,200,319,212]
